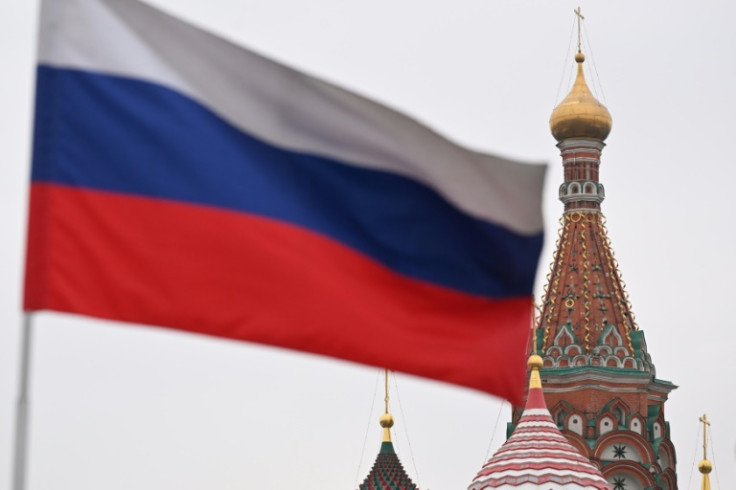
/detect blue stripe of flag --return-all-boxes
[32,66,542,297]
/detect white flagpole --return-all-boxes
[12,313,34,490]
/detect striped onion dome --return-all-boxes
[469,356,611,490]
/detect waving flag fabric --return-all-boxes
[25,0,545,402]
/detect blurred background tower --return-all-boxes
[510,14,679,489]
[356,371,419,490]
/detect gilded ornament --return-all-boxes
[549,52,612,142]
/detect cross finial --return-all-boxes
[699,413,710,459]
[574,7,585,53]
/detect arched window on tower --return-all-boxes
[630,416,645,436]
[567,413,584,436]
[613,406,625,427]
[653,421,663,440]
[556,409,568,428]
[600,325,631,357]
[599,414,616,436]
[602,326,621,346]
[554,324,576,349]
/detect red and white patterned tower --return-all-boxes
[514,26,679,490]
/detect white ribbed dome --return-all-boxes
[468,363,611,489]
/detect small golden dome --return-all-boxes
[379,413,394,429]
[550,51,612,142]
[698,459,713,474]
[528,354,544,370]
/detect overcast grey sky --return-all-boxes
[2,1,735,488]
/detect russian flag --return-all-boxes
[25,0,546,402]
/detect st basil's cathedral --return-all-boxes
[356,20,690,490]
[510,47,678,489]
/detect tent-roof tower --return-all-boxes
[512,11,679,489]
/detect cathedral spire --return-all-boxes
[698,414,713,490]
[356,370,418,490]
[517,10,679,489]
[549,7,612,214]
[538,12,640,364]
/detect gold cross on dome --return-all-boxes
[699,414,710,459]
[574,7,585,53]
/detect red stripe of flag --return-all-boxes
[25,183,530,401]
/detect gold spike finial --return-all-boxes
[379,369,394,442]
[527,354,543,389]
[698,414,713,490]
[527,298,543,388]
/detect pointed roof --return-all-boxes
[357,371,418,490]
[536,211,653,373]
[358,441,418,490]
[468,356,611,489]
[537,44,652,372]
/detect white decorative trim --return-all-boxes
[474,467,607,480]
[557,139,606,151]
[523,409,552,416]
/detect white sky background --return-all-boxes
[1,0,735,488]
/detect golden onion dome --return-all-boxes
[550,52,612,142]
